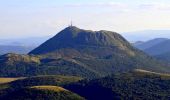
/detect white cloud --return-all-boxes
[138,2,170,11]
[65,2,127,8]
[66,2,170,12]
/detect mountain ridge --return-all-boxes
[29,26,132,55]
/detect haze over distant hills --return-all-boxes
[0,36,50,47]
[0,45,35,55]
[122,30,170,42]
[133,38,169,51]
[134,38,170,62]
[0,36,50,55]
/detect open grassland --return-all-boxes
[133,69,170,79]
[0,78,23,84]
[30,85,68,92]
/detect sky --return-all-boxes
[1,0,170,39]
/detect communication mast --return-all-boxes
[70,21,72,27]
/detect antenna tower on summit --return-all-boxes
[71,21,72,27]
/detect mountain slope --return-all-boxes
[0,53,97,78]
[29,26,170,74]
[156,52,170,62]
[30,26,134,55]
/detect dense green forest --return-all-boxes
[0,71,170,100]
[64,70,170,100]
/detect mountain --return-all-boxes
[0,36,49,55]
[0,36,50,47]
[144,39,170,56]
[132,41,144,46]
[133,38,169,50]
[30,26,133,55]
[134,38,170,62]
[122,30,170,42]
[0,45,35,55]
[64,69,170,100]
[29,26,170,74]
[0,26,170,78]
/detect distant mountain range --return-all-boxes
[122,30,170,42]
[0,36,50,55]
[0,36,50,46]
[134,38,170,62]
[0,45,35,55]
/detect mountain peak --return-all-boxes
[29,26,130,55]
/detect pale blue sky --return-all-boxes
[1,0,170,39]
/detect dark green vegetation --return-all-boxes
[156,52,170,62]
[2,86,84,100]
[64,70,170,100]
[0,53,97,78]
[9,75,82,89]
[0,26,169,79]
[0,71,170,100]
[0,75,84,100]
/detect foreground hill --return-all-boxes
[0,72,170,100]
[64,69,170,100]
[9,75,82,89]
[0,75,83,100]
[0,26,170,78]
[2,86,84,100]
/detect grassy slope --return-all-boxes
[0,78,22,84]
